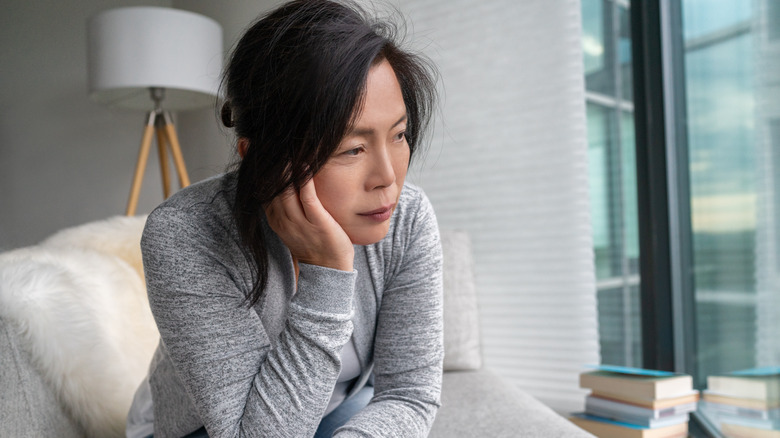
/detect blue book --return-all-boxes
[572,412,651,430]
[585,395,694,425]
[729,367,780,377]
[699,400,780,420]
[585,364,681,378]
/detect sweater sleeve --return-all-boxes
[142,206,356,438]
[334,191,444,437]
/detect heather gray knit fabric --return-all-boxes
[0,316,85,438]
[139,173,443,438]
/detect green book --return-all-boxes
[580,365,693,400]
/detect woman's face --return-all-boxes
[313,60,410,245]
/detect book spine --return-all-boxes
[580,374,648,399]
[586,396,694,419]
[721,416,780,430]
[708,377,780,400]
[585,406,689,428]
[700,401,780,420]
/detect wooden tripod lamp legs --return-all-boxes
[126,110,191,216]
[126,112,157,216]
[156,121,171,200]
[161,111,191,190]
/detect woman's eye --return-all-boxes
[343,146,363,156]
[394,131,406,142]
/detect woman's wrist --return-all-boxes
[295,263,358,314]
[298,248,354,272]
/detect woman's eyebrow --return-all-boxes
[347,114,407,137]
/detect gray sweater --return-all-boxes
[139,173,443,438]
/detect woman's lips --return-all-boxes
[358,205,394,222]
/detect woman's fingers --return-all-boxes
[277,186,304,223]
[268,181,324,226]
[265,187,297,231]
[263,179,354,272]
[298,178,328,225]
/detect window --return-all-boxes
[682,0,757,385]
[591,0,780,435]
[582,0,642,368]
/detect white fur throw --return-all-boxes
[0,216,158,438]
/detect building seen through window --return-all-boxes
[582,0,779,385]
[582,0,641,368]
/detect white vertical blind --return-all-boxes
[394,0,600,413]
[754,0,780,368]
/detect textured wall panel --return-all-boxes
[395,0,600,413]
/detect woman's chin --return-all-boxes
[346,223,391,246]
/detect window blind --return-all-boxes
[395,0,600,413]
[754,0,780,368]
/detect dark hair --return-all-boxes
[221,0,437,306]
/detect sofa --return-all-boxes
[0,216,591,437]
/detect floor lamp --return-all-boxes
[86,7,223,216]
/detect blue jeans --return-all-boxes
[165,385,373,438]
[313,385,374,438]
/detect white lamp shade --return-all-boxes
[87,7,223,111]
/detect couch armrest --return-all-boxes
[430,370,593,438]
[0,315,84,438]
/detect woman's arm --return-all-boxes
[335,190,445,437]
[143,205,356,438]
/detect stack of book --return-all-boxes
[699,367,780,438]
[570,365,698,438]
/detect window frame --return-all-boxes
[630,1,725,436]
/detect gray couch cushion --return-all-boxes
[440,230,482,371]
[0,315,84,438]
[430,370,594,437]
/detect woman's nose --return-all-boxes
[367,146,396,190]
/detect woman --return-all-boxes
[125,1,443,437]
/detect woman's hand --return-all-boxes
[264,179,354,272]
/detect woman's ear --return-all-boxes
[238,138,249,159]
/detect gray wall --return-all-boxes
[172,0,287,186]
[0,0,271,250]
